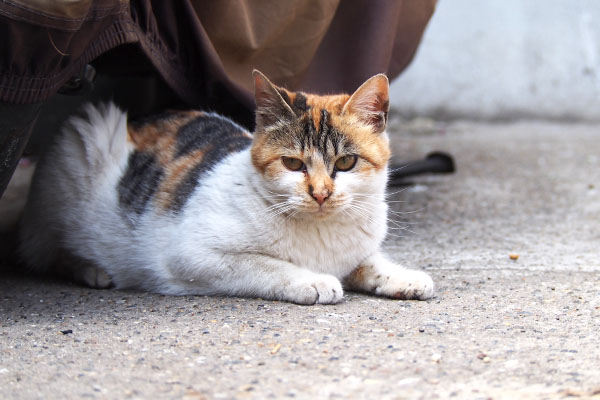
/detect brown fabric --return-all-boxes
[194,0,437,96]
[193,0,341,94]
[0,0,436,121]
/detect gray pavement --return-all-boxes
[1,119,600,399]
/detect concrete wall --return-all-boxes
[389,0,600,121]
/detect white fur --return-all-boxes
[19,104,434,304]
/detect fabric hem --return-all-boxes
[0,17,193,105]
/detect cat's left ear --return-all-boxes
[253,70,296,129]
[342,74,389,134]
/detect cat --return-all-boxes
[18,70,434,304]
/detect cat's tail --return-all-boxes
[64,102,130,177]
[18,102,129,272]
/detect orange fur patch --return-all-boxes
[251,133,277,175]
[305,94,350,113]
[120,110,253,215]
[127,111,203,165]
[127,111,209,211]
[155,148,207,210]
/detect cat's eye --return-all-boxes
[282,156,304,171]
[334,155,357,171]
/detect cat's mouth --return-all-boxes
[299,200,343,218]
[314,205,332,216]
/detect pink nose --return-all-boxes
[312,190,330,205]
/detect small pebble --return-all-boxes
[271,344,282,354]
[509,254,519,261]
[60,329,73,335]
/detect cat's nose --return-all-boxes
[311,190,330,205]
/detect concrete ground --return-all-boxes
[1,118,599,399]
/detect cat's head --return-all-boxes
[251,70,391,218]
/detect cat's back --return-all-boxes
[32,104,253,214]
[121,110,253,214]
[20,104,253,271]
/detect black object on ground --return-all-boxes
[388,152,455,186]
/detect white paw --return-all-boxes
[80,266,113,289]
[375,269,435,300]
[286,274,344,305]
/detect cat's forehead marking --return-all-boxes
[298,108,355,164]
[279,88,349,119]
[285,91,356,162]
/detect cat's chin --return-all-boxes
[294,205,341,220]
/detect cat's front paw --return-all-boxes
[286,274,344,305]
[375,269,435,300]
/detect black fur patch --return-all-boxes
[120,112,253,216]
[174,114,249,159]
[292,92,308,113]
[118,151,163,215]
[169,114,252,212]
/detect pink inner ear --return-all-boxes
[344,75,389,131]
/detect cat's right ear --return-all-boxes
[253,70,296,128]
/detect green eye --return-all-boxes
[282,156,304,171]
[334,155,357,171]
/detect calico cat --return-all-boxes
[18,70,434,304]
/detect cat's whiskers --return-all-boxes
[346,198,419,239]
[348,192,407,204]
[261,201,298,218]
[345,203,372,221]
[349,199,420,222]
[384,218,419,226]
[385,187,410,197]
[229,196,301,225]
[348,205,411,238]
[271,206,297,218]
[349,193,386,202]
[283,209,300,223]
[263,189,292,199]
[382,231,409,239]
[386,223,417,235]
[387,165,410,175]
[386,210,421,233]
[386,207,425,215]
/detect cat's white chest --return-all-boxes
[272,214,386,278]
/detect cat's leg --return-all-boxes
[344,252,434,300]
[53,249,113,289]
[183,254,343,305]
